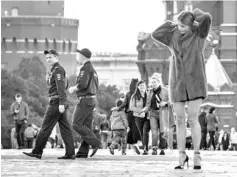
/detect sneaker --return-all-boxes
[142,150,148,155]
[152,148,157,155]
[109,146,114,155]
[122,150,126,155]
[159,149,165,155]
[133,144,140,155]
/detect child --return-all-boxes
[109,99,129,155]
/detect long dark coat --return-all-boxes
[151,8,212,103]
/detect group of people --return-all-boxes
[199,107,237,151]
[18,6,223,170]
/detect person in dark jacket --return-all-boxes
[198,107,208,150]
[23,49,75,159]
[207,107,218,151]
[152,8,212,170]
[221,132,230,151]
[114,78,141,155]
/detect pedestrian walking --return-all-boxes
[207,107,218,150]
[23,49,75,159]
[69,48,101,158]
[151,8,212,169]
[129,80,150,155]
[141,73,169,156]
[10,94,29,149]
[198,107,208,150]
[109,99,129,155]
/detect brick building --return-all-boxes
[136,1,237,131]
[1,0,79,76]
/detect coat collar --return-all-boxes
[51,62,60,72]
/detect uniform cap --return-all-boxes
[44,49,59,56]
[76,48,92,59]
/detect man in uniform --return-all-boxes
[69,48,101,158]
[23,49,75,159]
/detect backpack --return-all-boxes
[88,67,99,95]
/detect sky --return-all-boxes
[64,0,165,54]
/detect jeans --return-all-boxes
[15,120,26,148]
[200,131,207,149]
[135,117,150,151]
[150,110,166,149]
[110,130,127,150]
[208,131,216,150]
[72,97,101,156]
[100,132,109,149]
[26,138,34,148]
[173,99,202,152]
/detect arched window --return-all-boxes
[12,37,17,51]
[25,38,29,51]
[68,40,72,53]
[1,38,7,52]
[33,38,37,51]
[53,39,57,50]
[45,38,49,49]
[11,7,19,16]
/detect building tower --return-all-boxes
[1,0,79,76]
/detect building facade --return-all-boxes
[88,53,140,93]
[1,0,79,76]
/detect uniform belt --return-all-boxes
[78,95,96,99]
[49,95,59,100]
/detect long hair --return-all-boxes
[131,80,147,106]
[129,78,139,94]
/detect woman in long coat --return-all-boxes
[151,8,212,169]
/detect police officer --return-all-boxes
[23,49,75,159]
[69,48,101,158]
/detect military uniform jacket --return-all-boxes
[48,62,67,105]
[76,61,99,97]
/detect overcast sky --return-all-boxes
[64,0,165,54]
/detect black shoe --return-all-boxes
[90,147,99,157]
[142,150,148,155]
[23,152,42,159]
[122,150,126,155]
[174,155,189,169]
[75,154,88,158]
[133,145,140,155]
[193,166,201,170]
[159,150,165,155]
[152,149,157,155]
[57,155,75,160]
[109,146,114,155]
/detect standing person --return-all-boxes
[100,115,110,149]
[207,107,218,151]
[109,100,129,155]
[23,49,75,159]
[11,126,18,149]
[221,132,229,151]
[141,73,169,156]
[198,107,208,150]
[151,8,212,169]
[24,124,35,149]
[115,78,141,154]
[68,48,101,158]
[130,80,150,155]
[10,94,29,149]
[230,127,237,151]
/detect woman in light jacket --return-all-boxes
[130,80,150,155]
[151,8,212,169]
[142,73,173,156]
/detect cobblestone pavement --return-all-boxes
[1,149,237,177]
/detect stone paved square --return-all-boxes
[1,149,237,177]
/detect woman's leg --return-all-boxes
[187,99,202,152]
[143,119,150,151]
[173,102,186,152]
[187,99,202,167]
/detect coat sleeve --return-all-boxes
[129,96,141,113]
[143,90,152,112]
[24,103,29,120]
[151,20,176,46]
[54,67,66,105]
[121,112,128,128]
[193,8,212,38]
[10,103,15,115]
